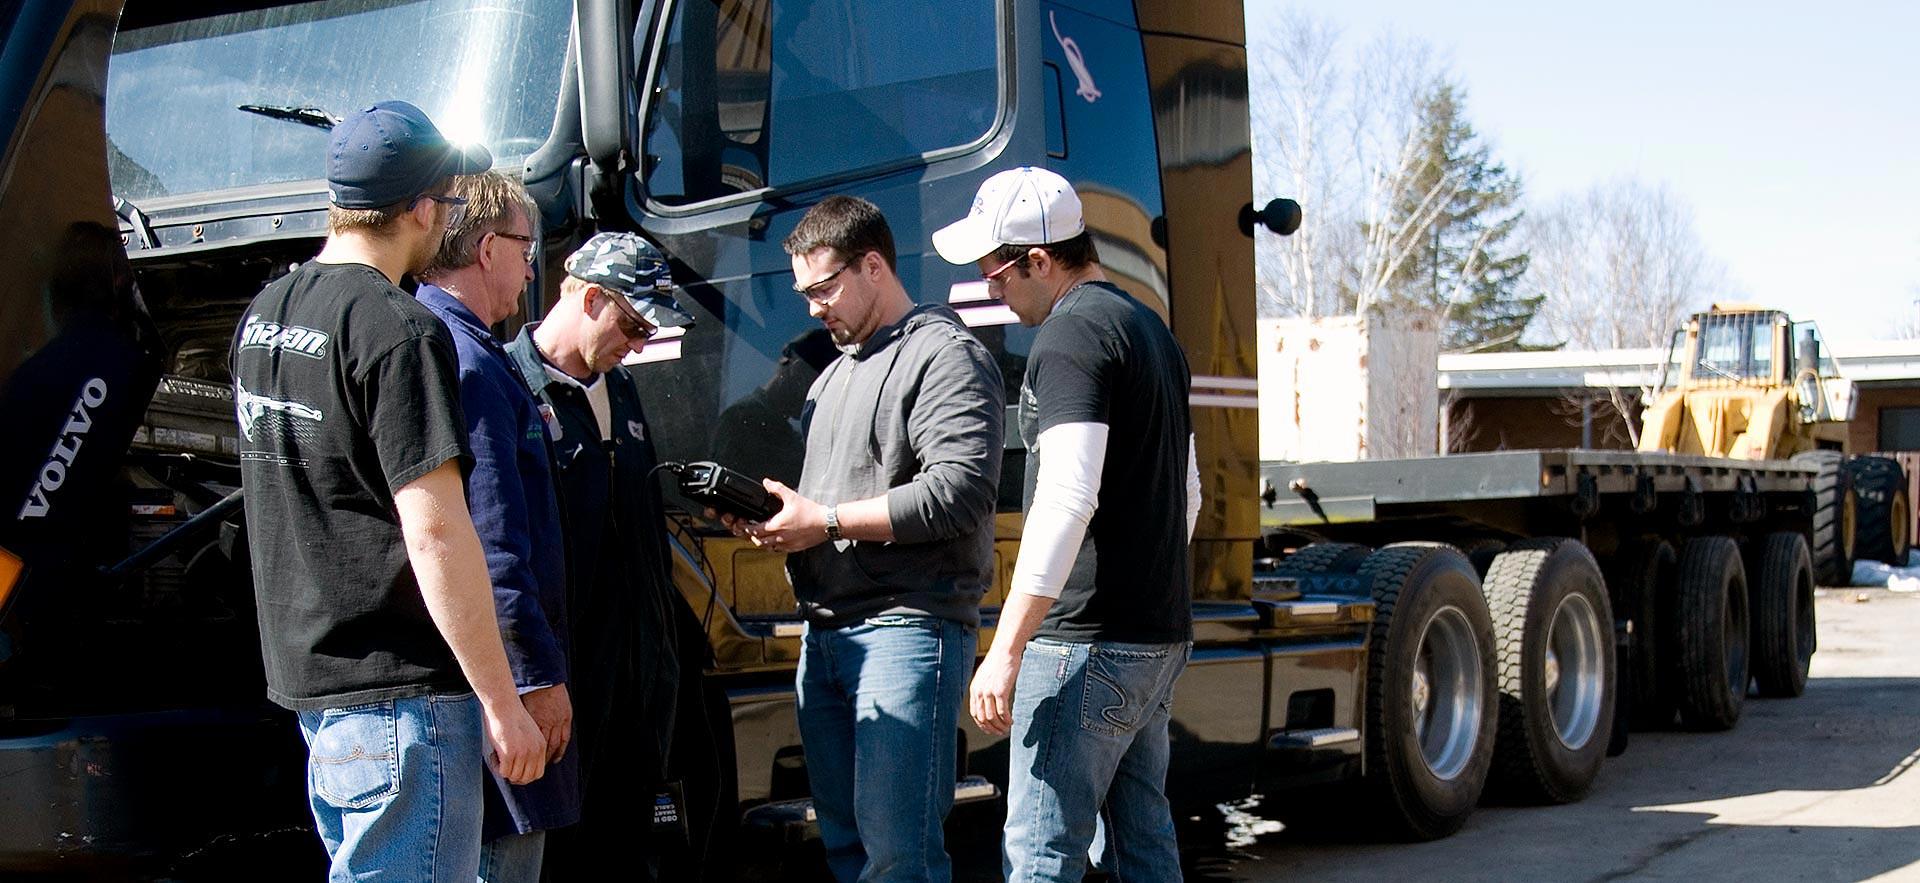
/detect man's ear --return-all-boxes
[473,231,495,271]
[1026,246,1051,277]
[409,196,438,231]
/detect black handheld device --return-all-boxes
[665,460,783,521]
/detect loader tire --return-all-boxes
[1482,538,1616,804]
[1667,537,1750,731]
[1607,537,1678,728]
[1357,543,1497,840]
[1749,531,1816,698]
[1848,455,1911,566]
[1792,451,1854,585]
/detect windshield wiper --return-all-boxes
[237,103,340,130]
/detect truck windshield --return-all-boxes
[106,0,570,201]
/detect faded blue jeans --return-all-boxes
[1003,638,1190,882]
[296,693,485,883]
[797,615,976,882]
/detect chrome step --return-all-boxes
[1268,726,1360,749]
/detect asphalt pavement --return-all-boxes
[1208,588,1920,882]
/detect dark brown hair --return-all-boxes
[783,195,897,272]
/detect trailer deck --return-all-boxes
[1261,449,1818,529]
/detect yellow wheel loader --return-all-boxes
[1638,303,1910,581]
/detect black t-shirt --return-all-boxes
[231,261,472,711]
[1022,281,1193,644]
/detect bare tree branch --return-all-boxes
[1250,17,1457,320]
[1527,178,1724,350]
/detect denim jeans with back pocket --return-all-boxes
[1002,638,1191,882]
[296,692,485,883]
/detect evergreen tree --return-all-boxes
[1379,84,1542,351]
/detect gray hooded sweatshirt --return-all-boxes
[788,303,1005,628]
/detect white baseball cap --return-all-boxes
[932,166,1085,265]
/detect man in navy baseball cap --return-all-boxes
[328,100,493,209]
[232,99,548,881]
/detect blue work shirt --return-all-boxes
[417,284,580,835]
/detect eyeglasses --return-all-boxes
[493,231,537,265]
[792,263,851,304]
[792,253,868,304]
[604,288,658,342]
[414,193,467,228]
[982,254,1028,289]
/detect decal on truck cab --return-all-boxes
[17,378,107,520]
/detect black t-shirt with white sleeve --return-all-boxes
[231,261,473,711]
[1021,281,1194,644]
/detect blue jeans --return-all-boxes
[296,693,485,883]
[797,615,977,883]
[479,830,546,882]
[1003,639,1190,882]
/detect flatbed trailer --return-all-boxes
[1262,449,1819,546]
[1244,448,1828,832]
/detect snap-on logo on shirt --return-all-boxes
[239,315,330,358]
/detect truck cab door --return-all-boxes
[617,0,1031,657]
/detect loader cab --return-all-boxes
[1686,308,1785,386]
[1641,304,1849,459]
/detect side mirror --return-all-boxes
[1240,198,1303,237]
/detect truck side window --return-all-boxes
[644,0,997,206]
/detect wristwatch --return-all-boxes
[825,505,843,541]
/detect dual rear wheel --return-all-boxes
[1280,526,1813,839]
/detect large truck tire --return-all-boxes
[1792,450,1854,585]
[1667,537,1750,730]
[1749,531,1817,698]
[1356,543,1498,840]
[1482,538,1616,804]
[1275,541,1373,575]
[1848,455,1911,566]
[1607,537,1679,728]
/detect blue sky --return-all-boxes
[1245,1,1920,341]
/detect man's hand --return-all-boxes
[720,480,828,554]
[969,647,1022,736]
[482,697,548,785]
[522,684,573,764]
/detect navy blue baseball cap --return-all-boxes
[327,100,492,208]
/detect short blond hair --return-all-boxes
[421,170,537,279]
[326,175,454,235]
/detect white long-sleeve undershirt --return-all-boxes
[1012,425,1204,599]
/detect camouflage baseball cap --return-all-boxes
[562,232,695,328]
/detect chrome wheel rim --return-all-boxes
[1548,592,1606,750]
[1412,605,1483,780]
